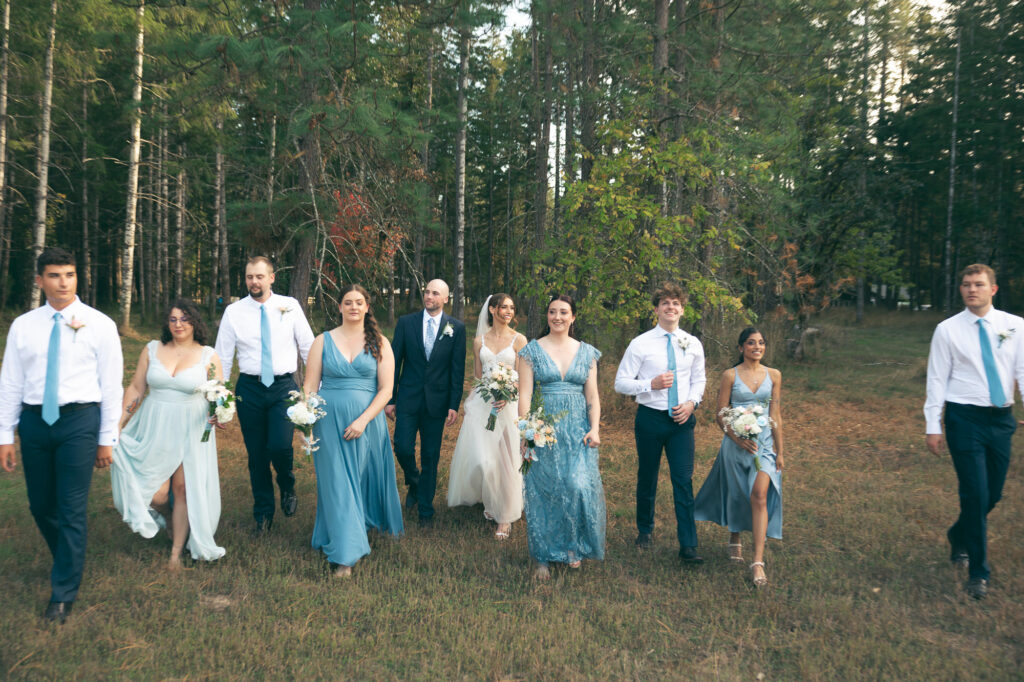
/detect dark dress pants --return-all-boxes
[635,404,698,549]
[18,404,100,604]
[236,373,297,521]
[944,401,1015,580]
[393,408,445,519]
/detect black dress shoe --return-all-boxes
[965,578,988,600]
[281,492,298,517]
[254,517,273,535]
[405,494,418,510]
[44,601,72,624]
[679,547,704,564]
[635,532,652,549]
[418,516,434,529]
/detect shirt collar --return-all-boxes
[43,296,83,319]
[652,324,683,338]
[251,293,275,308]
[424,309,443,323]
[965,307,999,325]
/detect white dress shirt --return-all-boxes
[615,325,706,410]
[422,309,443,342]
[925,307,1024,434]
[214,293,315,378]
[0,297,124,446]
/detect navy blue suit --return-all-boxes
[390,311,466,518]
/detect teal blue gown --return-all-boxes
[518,340,606,564]
[694,371,782,539]
[312,334,403,567]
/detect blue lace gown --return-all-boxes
[312,334,403,567]
[694,371,782,539]
[518,340,606,564]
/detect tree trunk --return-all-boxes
[119,1,145,332]
[453,28,469,320]
[81,83,90,306]
[175,147,185,299]
[944,27,961,312]
[29,0,57,309]
[0,0,9,300]
[159,116,169,307]
[216,119,229,307]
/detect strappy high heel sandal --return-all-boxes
[750,561,768,587]
[727,543,744,562]
[495,523,511,540]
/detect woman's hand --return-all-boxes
[492,399,506,412]
[730,433,758,454]
[207,415,227,430]
[583,430,600,448]
[775,453,784,472]
[344,419,367,440]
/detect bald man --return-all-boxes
[385,280,466,527]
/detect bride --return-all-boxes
[447,293,527,539]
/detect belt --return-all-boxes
[240,372,295,382]
[946,401,1012,414]
[22,402,99,415]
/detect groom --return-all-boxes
[615,282,707,563]
[385,279,466,527]
[0,247,123,623]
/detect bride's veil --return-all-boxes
[476,295,494,339]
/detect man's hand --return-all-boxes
[0,444,16,473]
[95,445,113,469]
[926,434,944,456]
[445,409,459,427]
[384,405,396,421]
[651,372,674,391]
[671,401,695,424]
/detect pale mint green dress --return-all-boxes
[110,342,225,561]
[518,340,606,565]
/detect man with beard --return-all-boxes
[215,256,314,534]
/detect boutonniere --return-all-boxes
[278,305,293,321]
[997,328,1015,348]
[675,335,691,354]
[66,316,85,342]
[443,323,454,338]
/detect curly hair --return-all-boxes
[487,293,516,328]
[339,284,383,360]
[652,281,687,307]
[539,294,579,340]
[161,298,210,345]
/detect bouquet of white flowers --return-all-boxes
[195,365,237,442]
[517,407,559,474]
[719,402,773,471]
[286,389,327,457]
[473,361,519,431]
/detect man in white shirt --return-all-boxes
[615,282,707,563]
[0,247,123,623]
[925,263,1024,600]
[215,256,314,533]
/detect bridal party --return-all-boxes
[1,247,1021,623]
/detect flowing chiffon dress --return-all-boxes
[110,341,225,561]
[518,340,606,564]
[446,338,523,523]
[694,371,783,538]
[311,333,403,567]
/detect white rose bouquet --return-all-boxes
[286,389,327,457]
[473,361,519,431]
[195,365,237,442]
[719,402,774,471]
[517,407,560,474]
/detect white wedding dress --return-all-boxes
[446,337,523,524]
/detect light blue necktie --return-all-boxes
[42,312,62,425]
[260,304,274,387]
[665,332,678,414]
[424,317,436,360]
[978,319,1007,406]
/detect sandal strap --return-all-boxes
[750,561,765,568]
[728,543,742,548]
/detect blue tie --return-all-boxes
[425,317,436,360]
[978,319,1007,407]
[665,332,678,413]
[260,304,274,387]
[42,312,62,425]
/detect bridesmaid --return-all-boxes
[694,327,784,586]
[517,294,605,579]
[303,284,403,578]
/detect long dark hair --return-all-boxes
[539,294,579,340]
[735,326,764,366]
[487,293,516,328]
[161,298,209,345]
[339,284,383,360]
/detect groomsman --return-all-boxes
[385,279,466,527]
[0,247,123,623]
[215,256,314,533]
[925,263,1024,599]
[615,282,707,563]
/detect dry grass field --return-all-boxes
[0,309,1021,679]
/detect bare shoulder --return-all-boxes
[473,336,483,351]
[513,332,528,351]
[721,367,737,383]
[767,366,782,383]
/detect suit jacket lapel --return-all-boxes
[413,313,428,362]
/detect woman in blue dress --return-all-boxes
[694,327,784,586]
[517,294,605,579]
[303,284,403,578]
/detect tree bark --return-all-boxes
[216,118,229,307]
[119,1,145,332]
[30,0,57,309]
[0,0,10,301]
[453,28,469,320]
[944,27,961,312]
[175,146,185,299]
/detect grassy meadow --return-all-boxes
[0,310,1022,680]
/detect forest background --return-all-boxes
[0,0,1020,345]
